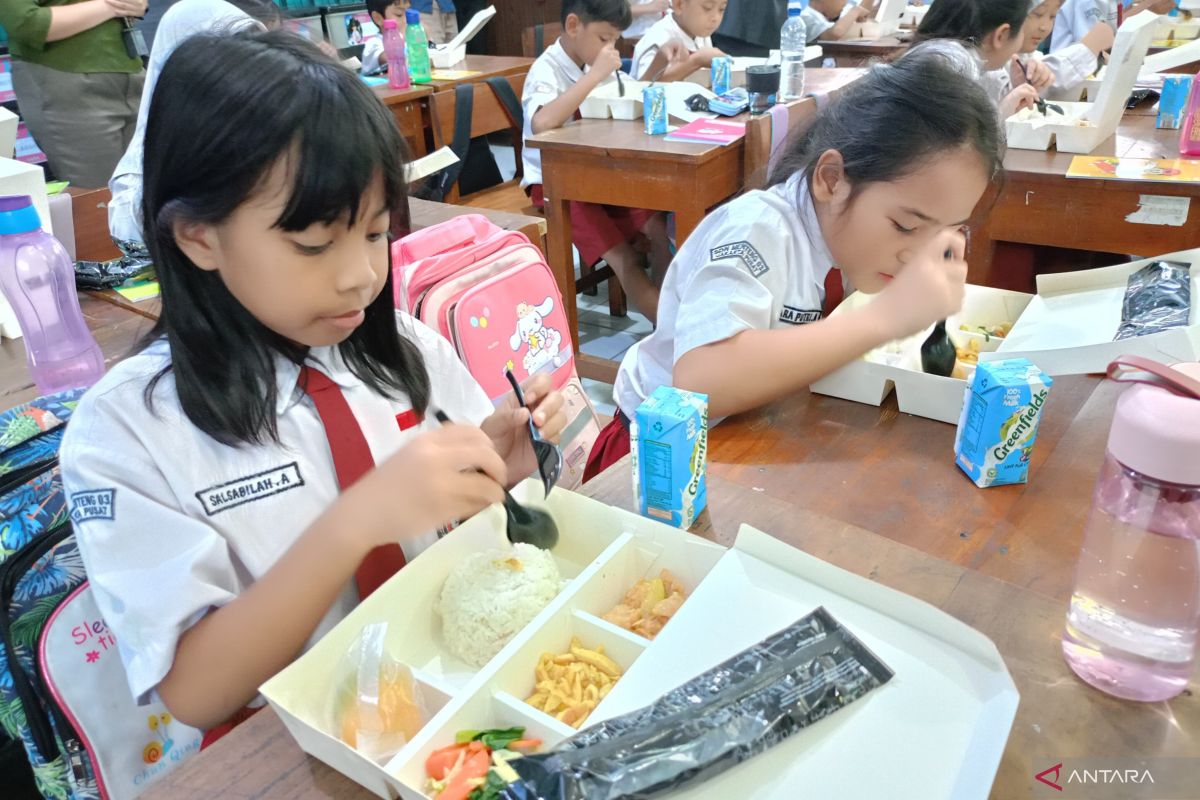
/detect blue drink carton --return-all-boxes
[1158,75,1193,130]
[643,85,668,135]
[954,358,1053,488]
[631,386,708,528]
[711,56,733,96]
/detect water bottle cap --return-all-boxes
[1108,360,1200,485]
[382,19,398,29]
[0,195,41,235]
[406,8,420,24]
[788,0,806,14]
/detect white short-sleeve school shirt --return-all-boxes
[60,313,494,704]
[361,35,385,75]
[801,6,835,43]
[108,0,262,245]
[625,0,668,39]
[1052,0,1115,53]
[613,173,836,419]
[520,39,616,189]
[631,13,714,79]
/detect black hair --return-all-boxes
[140,29,429,447]
[365,0,397,20]
[770,49,1004,196]
[562,0,632,29]
[912,0,1028,46]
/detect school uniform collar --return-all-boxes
[275,346,362,415]
[663,12,704,47]
[785,173,836,283]
[545,39,585,81]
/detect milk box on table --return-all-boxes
[631,385,708,528]
[954,358,1053,488]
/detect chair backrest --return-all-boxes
[742,98,820,192]
[521,22,563,57]
[427,75,526,203]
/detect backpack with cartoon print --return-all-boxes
[0,390,202,800]
[393,215,600,488]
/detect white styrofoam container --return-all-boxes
[1006,11,1157,153]
[901,4,930,27]
[0,107,17,160]
[261,482,1019,800]
[1156,15,1200,40]
[579,79,651,120]
[811,250,1200,424]
[428,4,495,68]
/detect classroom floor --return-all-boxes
[491,141,652,419]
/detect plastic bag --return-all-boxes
[74,257,152,290]
[502,607,893,800]
[330,622,429,765]
[1115,261,1192,341]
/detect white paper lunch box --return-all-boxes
[260,481,1020,800]
[811,249,1200,424]
[578,79,651,120]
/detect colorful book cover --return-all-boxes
[663,119,746,145]
[1066,156,1200,183]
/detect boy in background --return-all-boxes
[631,0,728,81]
[362,0,411,75]
[522,0,671,322]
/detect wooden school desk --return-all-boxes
[968,109,1200,285]
[373,56,534,158]
[529,68,864,383]
[139,379,1197,800]
[816,34,906,66]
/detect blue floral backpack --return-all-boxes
[0,391,201,800]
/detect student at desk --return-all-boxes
[902,0,1040,119]
[1051,0,1173,56]
[586,53,1002,479]
[802,0,874,43]
[1008,0,1115,101]
[522,0,671,322]
[630,0,728,81]
[361,0,413,76]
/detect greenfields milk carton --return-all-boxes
[631,386,708,528]
[954,358,1053,488]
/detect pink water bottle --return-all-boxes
[382,19,411,90]
[1062,356,1200,702]
[0,195,104,395]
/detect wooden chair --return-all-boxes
[426,74,535,213]
[521,22,563,58]
[742,97,823,191]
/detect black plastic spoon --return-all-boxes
[920,320,957,377]
[433,410,559,550]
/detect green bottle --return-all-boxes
[405,9,432,84]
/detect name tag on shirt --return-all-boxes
[196,463,305,516]
[70,489,117,523]
[780,306,822,325]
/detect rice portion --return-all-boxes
[440,544,564,668]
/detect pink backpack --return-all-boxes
[393,215,600,488]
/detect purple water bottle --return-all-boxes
[1062,356,1200,702]
[382,19,411,90]
[0,195,105,394]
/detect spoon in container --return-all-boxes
[919,247,960,378]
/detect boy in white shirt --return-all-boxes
[631,0,727,81]
[1051,0,1172,55]
[802,0,873,44]
[361,0,427,76]
[625,0,670,40]
[522,0,672,321]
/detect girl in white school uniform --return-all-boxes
[631,0,727,81]
[61,30,566,740]
[903,0,1042,119]
[1009,0,1114,101]
[585,52,1004,479]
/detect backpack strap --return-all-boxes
[426,83,475,202]
[484,75,524,130]
[534,23,544,56]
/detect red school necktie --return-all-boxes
[299,365,406,600]
[822,267,845,317]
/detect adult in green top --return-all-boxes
[0,0,147,188]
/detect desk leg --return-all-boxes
[544,193,578,354]
[676,206,706,245]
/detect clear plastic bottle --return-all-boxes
[779,0,807,102]
[382,19,411,90]
[0,195,104,394]
[405,9,432,84]
[1062,359,1200,702]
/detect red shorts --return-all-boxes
[583,414,632,483]
[528,184,655,268]
[200,705,262,750]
